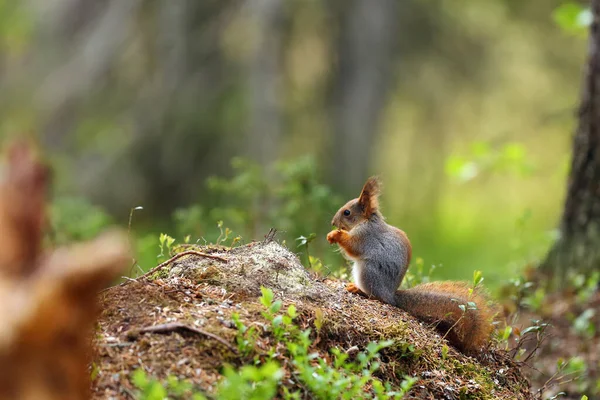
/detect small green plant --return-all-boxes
[509,319,550,362]
[216,220,233,246]
[255,287,416,399]
[522,287,546,312]
[296,233,333,276]
[472,270,484,288]
[231,312,258,357]
[131,287,416,399]
[296,233,316,268]
[571,309,596,339]
[131,369,167,400]
[259,287,297,342]
[132,366,282,400]
[286,335,415,400]
[546,357,588,395]
[131,369,204,400]
[218,362,284,400]
[505,275,535,310]
[497,325,513,351]
[570,271,600,305]
[440,344,449,360]
[157,233,176,262]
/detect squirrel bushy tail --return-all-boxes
[394,281,495,353]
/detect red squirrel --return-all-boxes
[327,177,495,353]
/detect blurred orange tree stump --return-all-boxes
[0,143,129,400]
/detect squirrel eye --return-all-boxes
[343,209,351,216]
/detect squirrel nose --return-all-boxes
[331,214,342,229]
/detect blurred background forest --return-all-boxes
[0,0,589,289]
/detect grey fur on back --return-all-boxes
[351,215,409,305]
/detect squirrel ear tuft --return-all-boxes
[358,176,381,215]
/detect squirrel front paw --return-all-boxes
[327,230,342,244]
[346,283,366,296]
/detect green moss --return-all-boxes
[150,266,171,280]
[446,357,496,399]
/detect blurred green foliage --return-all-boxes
[50,196,114,245]
[48,152,560,292]
[205,156,340,241]
[0,0,32,55]
[445,141,534,183]
[4,0,591,292]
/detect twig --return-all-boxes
[98,250,227,293]
[513,324,550,363]
[97,342,134,348]
[121,386,137,399]
[263,228,278,244]
[126,322,236,352]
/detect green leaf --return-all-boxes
[287,305,297,318]
[445,156,479,181]
[132,369,149,388]
[441,345,449,359]
[260,287,274,308]
[502,143,525,162]
[272,315,283,327]
[552,3,591,35]
[314,308,324,333]
[90,362,100,381]
[145,382,168,400]
[270,300,282,314]
[473,270,483,287]
[502,326,513,341]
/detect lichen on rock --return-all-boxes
[166,241,327,300]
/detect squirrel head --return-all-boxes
[331,176,382,230]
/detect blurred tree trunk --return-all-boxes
[329,0,398,195]
[246,0,284,167]
[542,1,600,278]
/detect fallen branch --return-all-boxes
[101,250,228,293]
[126,322,236,352]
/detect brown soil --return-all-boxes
[92,240,532,399]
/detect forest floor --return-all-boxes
[513,285,600,399]
[91,240,532,399]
